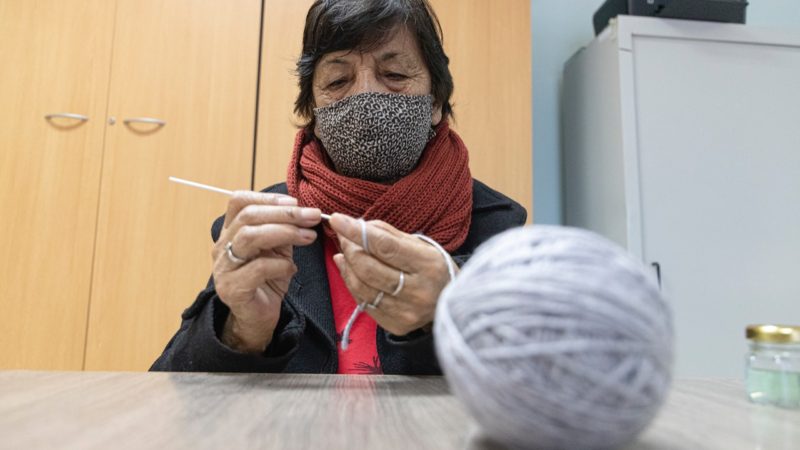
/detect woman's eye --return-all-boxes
[327,79,347,89]
[385,73,408,81]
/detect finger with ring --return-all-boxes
[225,241,248,265]
[366,291,384,310]
[338,237,412,295]
[390,271,405,296]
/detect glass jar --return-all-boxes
[745,324,800,409]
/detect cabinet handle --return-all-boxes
[651,262,662,289]
[123,117,166,127]
[44,113,89,122]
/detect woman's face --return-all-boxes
[312,25,443,127]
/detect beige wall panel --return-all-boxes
[0,0,116,369]
[430,0,533,218]
[255,0,532,219]
[255,0,316,189]
[85,0,261,370]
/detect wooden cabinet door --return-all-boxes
[255,0,532,218]
[85,0,261,370]
[0,0,115,369]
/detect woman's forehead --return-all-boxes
[318,26,423,66]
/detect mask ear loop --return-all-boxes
[340,219,370,351]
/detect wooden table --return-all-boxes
[0,372,797,449]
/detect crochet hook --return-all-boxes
[168,176,332,221]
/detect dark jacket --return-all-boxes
[150,179,526,374]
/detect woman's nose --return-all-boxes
[352,69,388,95]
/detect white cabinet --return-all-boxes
[562,16,800,377]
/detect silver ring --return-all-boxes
[367,291,384,310]
[225,241,247,265]
[390,271,405,296]
[358,218,369,254]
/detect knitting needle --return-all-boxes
[168,176,332,221]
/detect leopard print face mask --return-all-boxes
[314,92,436,182]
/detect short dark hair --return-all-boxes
[295,0,454,127]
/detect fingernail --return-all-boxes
[300,208,320,219]
[278,196,298,206]
[333,253,344,270]
[298,229,316,241]
[332,213,356,232]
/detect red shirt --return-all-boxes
[323,237,382,374]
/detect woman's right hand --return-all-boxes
[212,191,321,353]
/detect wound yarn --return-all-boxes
[434,226,673,449]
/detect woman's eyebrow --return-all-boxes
[320,52,415,69]
[379,51,401,62]
[378,51,421,69]
[321,57,351,67]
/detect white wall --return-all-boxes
[532,0,800,224]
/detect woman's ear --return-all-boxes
[432,103,443,126]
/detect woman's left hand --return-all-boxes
[328,213,456,336]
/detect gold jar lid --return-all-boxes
[746,325,800,343]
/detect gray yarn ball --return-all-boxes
[434,226,673,450]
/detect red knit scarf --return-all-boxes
[287,121,472,252]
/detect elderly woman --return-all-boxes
[151,0,525,375]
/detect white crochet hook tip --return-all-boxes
[169,176,233,196]
[168,176,331,221]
